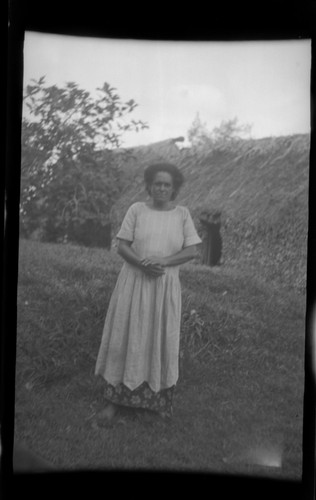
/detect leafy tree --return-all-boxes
[187,112,210,147]
[212,117,252,144]
[21,77,148,244]
[187,114,252,149]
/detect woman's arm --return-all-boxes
[164,245,199,267]
[117,239,165,277]
[142,245,199,268]
[117,239,142,267]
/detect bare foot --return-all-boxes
[96,403,118,422]
[159,411,172,421]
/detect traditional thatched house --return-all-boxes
[110,133,310,290]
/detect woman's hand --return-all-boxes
[141,256,167,267]
[117,241,166,278]
[140,256,166,277]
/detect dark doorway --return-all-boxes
[200,211,222,266]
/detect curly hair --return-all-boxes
[144,163,185,201]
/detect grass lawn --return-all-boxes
[14,239,306,478]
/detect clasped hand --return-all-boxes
[140,256,167,277]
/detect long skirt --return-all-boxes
[95,262,181,417]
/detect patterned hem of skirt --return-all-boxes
[102,380,175,417]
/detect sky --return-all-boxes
[23,32,311,148]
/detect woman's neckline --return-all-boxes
[143,201,178,212]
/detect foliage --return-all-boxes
[187,113,252,148]
[20,77,148,244]
[187,112,210,147]
[211,117,252,144]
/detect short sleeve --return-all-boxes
[183,208,202,248]
[116,203,138,242]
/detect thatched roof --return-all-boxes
[112,134,310,241]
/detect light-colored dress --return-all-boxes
[95,202,201,411]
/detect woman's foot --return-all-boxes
[158,410,172,421]
[95,403,118,424]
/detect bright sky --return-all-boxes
[23,32,311,148]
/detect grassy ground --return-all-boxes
[14,239,306,478]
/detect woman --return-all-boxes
[95,163,201,422]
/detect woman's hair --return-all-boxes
[144,163,185,201]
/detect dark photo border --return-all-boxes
[2,1,315,499]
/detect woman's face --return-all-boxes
[150,171,174,204]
